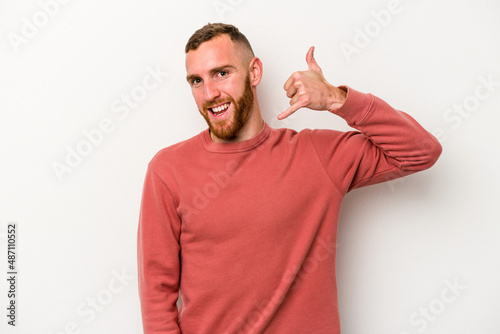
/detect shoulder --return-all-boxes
[270,126,349,144]
[148,131,203,170]
[271,126,367,155]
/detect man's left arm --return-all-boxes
[280,47,442,192]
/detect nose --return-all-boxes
[203,81,221,102]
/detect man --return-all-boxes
[137,23,441,334]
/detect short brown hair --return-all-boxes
[185,23,254,57]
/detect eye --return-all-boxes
[191,78,202,86]
[217,70,228,78]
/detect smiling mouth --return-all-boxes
[209,102,230,117]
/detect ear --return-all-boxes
[248,57,263,87]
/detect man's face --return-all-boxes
[186,35,254,140]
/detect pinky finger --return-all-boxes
[277,102,303,120]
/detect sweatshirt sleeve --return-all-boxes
[310,86,442,194]
[137,164,181,334]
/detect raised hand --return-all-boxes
[278,47,346,120]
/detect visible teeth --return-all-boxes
[212,103,229,114]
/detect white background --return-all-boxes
[1,0,499,333]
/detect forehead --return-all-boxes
[185,35,243,75]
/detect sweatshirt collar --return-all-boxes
[200,122,271,153]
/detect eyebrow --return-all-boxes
[186,65,237,82]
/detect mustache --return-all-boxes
[203,98,235,110]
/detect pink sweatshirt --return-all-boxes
[137,87,442,333]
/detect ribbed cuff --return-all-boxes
[329,86,374,127]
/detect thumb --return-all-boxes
[306,46,322,72]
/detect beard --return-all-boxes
[200,75,254,141]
